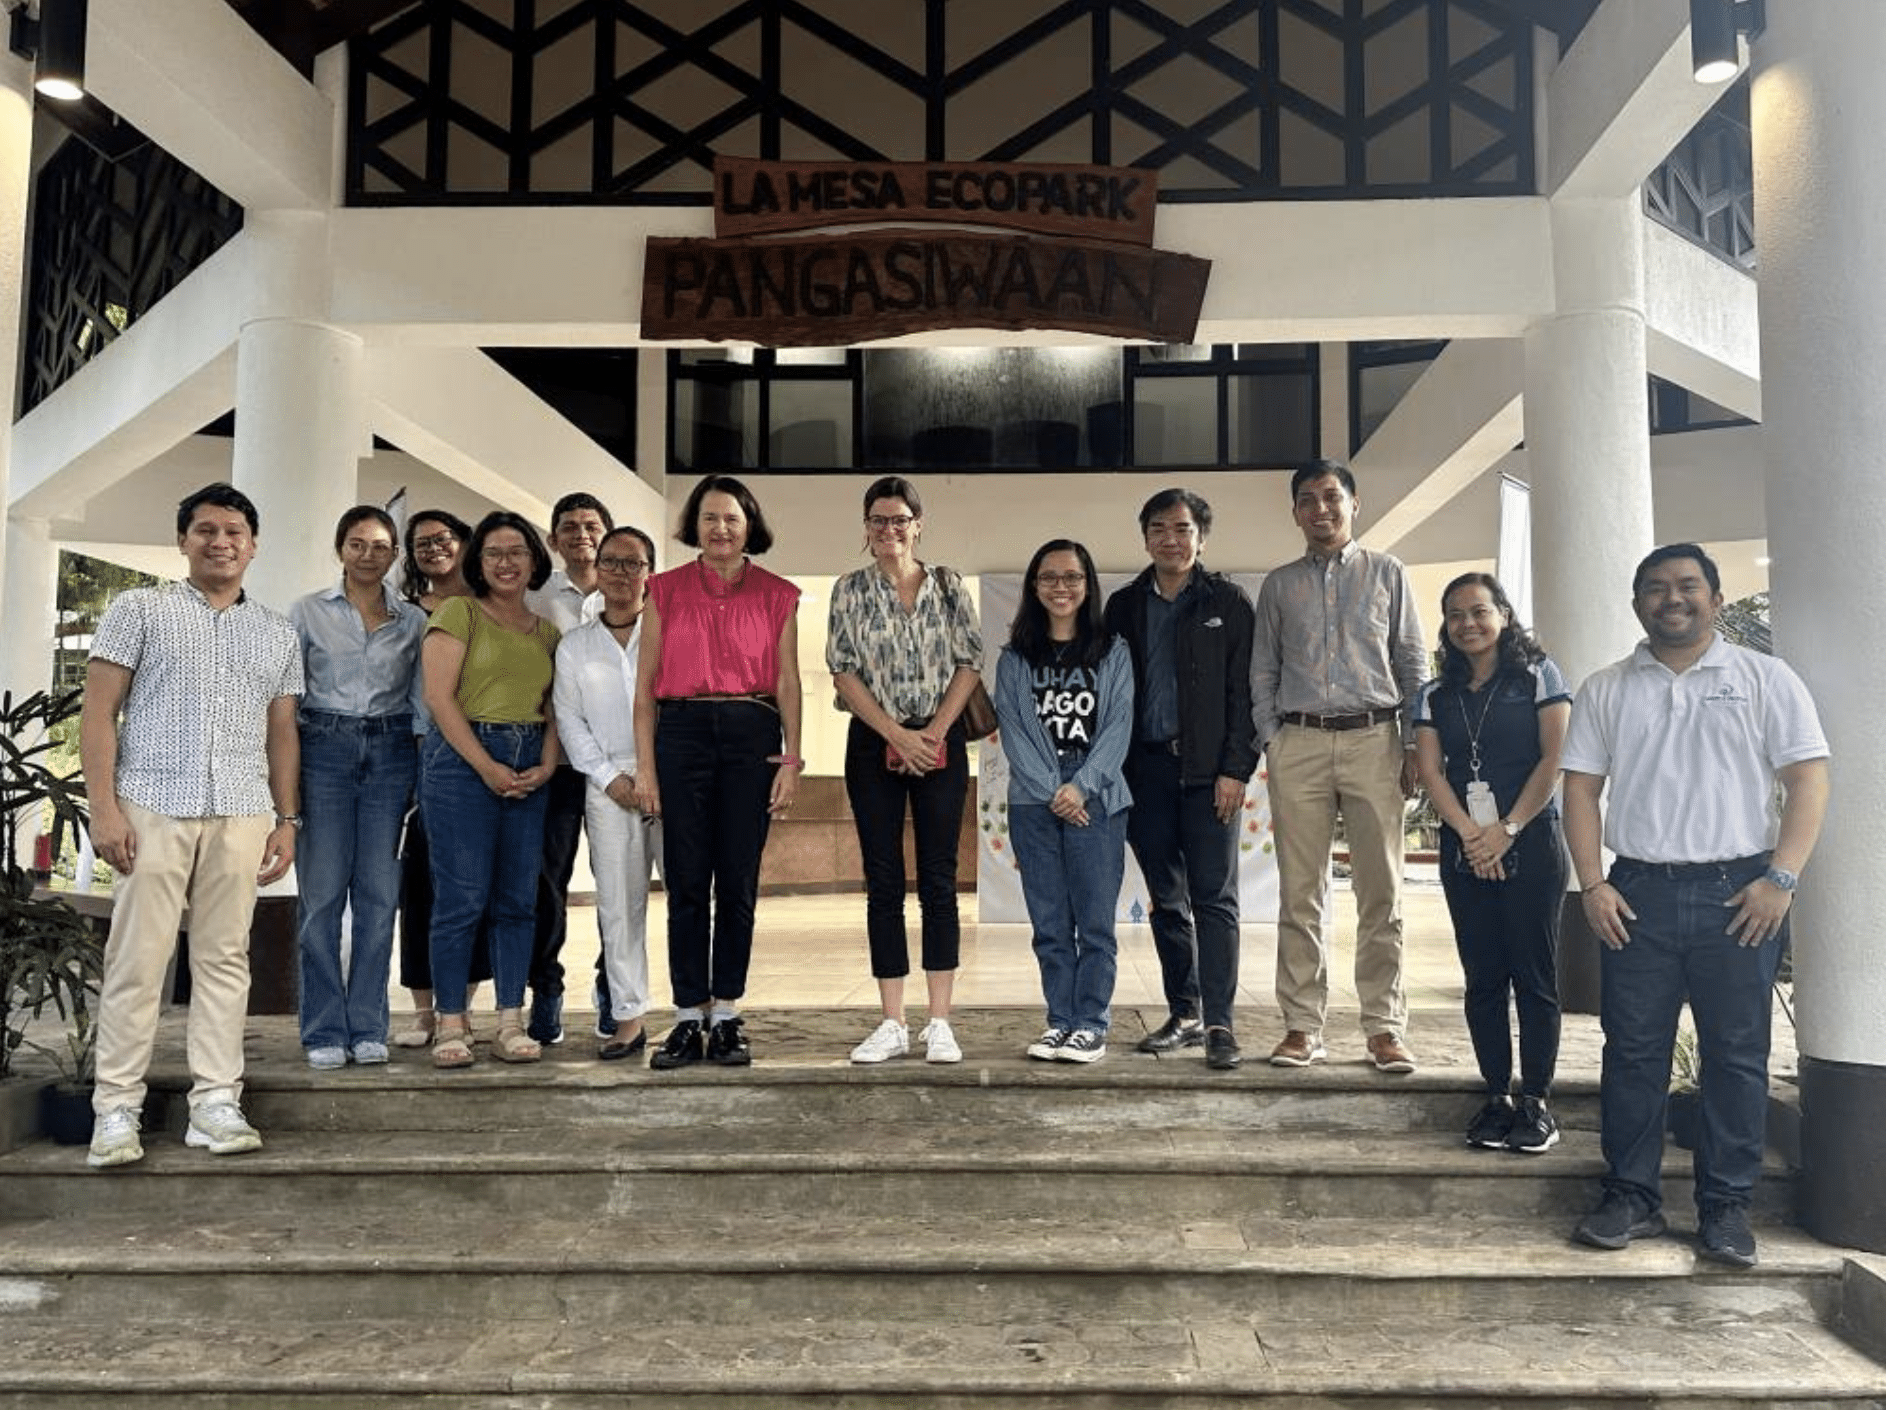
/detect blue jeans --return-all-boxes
[1009,757,1129,1035]
[1599,853,1783,1214]
[295,711,415,1050]
[419,724,549,1013]
[1126,751,1240,1030]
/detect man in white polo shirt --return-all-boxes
[1563,543,1829,1268]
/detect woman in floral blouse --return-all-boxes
[827,476,984,1066]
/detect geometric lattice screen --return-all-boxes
[349,0,1535,205]
[23,136,243,413]
[1643,79,1755,272]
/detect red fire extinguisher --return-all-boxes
[32,832,53,878]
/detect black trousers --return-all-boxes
[1125,751,1241,1031]
[843,716,968,978]
[527,763,588,997]
[1438,812,1566,1097]
[655,699,781,1010]
[397,806,492,990]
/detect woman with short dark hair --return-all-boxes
[419,510,562,1068]
[289,505,426,1070]
[829,476,983,1065]
[634,475,801,1070]
[994,539,1134,1064]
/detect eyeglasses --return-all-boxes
[1035,572,1087,589]
[598,556,651,575]
[413,533,457,552]
[1145,524,1199,541]
[480,547,532,564]
[866,514,915,530]
[344,540,395,556]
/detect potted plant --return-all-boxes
[0,687,102,1141]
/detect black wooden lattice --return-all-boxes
[348,0,1536,204]
[1642,80,1755,272]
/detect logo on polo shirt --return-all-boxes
[1702,683,1751,705]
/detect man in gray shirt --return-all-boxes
[1251,460,1425,1073]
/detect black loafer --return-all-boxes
[1136,1015,1204,1053]
[598,1028,647,1061]
[1205,1028,1242,1070]
[650,1019,704,1070]
[706,1016,751,1066]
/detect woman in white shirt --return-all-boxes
[552,526,661,1059]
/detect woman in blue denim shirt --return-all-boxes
[289,506,427,1070]
[994,539,1134,1064]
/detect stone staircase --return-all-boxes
[1,1007,1884,1407]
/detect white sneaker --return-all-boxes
[306,1046,347,1070]
[849,1018,909,1064]
[184,1101,263,1155]
[87,1107,143,1169]
[920,1019,962,1064]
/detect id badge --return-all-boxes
[1465,780,1499,826]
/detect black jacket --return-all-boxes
[1103,566,1259,789]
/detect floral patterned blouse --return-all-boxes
[825,563,983,723]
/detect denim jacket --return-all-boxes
[994,636,1135,818]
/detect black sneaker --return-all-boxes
[1055,1030,1106,1063]
[1466,1095,1515,1149]
[593,979,617,1040]
[706,1016,751,1066]
[1506,1096,1560,1154]
[527,989,565,1046]
[1698,1202,1758,1268]
[1026,1028,1069,1061]
[650,1019,704,1070]
[1573,1189,1667,1250]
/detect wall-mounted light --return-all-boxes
[7,0,87,102]
[1691,0,1765,85]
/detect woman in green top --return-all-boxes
[419,510,563,1069]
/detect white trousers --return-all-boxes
[584,782,660,1021]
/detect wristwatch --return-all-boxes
[1765,866,1799,893]
[1500,818,1521,839]
[275,813,303,830]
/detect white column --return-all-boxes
[0,51,36,618]
[1752,0,1886,1251]
[3,516,57,699]
[230,317,366,613]
[1522,198,1656,688]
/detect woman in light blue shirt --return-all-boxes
[994,538,1134,1064]
[289,505,427,1069]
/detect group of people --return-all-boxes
[77,464,1829,1271]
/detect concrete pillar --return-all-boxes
[1752,0,1886,1252]
[230,317,365,613]
[0,51,36,618]
[1522,198,1657,1017]
[3,516,57,698]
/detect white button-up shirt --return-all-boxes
[552,615,644,790]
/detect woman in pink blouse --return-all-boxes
[633,475,802,1069]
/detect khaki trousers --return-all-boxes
[92,801,272,1115]
[1265,721,1408,1038]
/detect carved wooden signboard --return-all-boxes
[640,158,1209,346]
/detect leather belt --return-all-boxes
[1613,853,1767,880]
[1282,706,1399,731]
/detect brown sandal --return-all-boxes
[494,1025,542,1064]
[432,1022,474,1069]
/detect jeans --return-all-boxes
[528,764,588,997]
[295,711,416,1050]
[1009,755,1129,1035]
[844,716,968,978]
[655,700,781,1010]
[1438,812,1565,1097]
[586,781,660,1022]
[397,804,492,990]
[1126,751,1240,1030]
[419,724,549,1013]
[1599,853,1782,1214]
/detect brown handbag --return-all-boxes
[934,566,998,740]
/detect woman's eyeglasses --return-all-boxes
[1034,572,1087,589]
[598,556,651,575]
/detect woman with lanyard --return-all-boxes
[994,539,1134,1064]
[554,525,662,1060]
[1412,572,1571,1153]
[420,510,562,1069]
[634,474,802,1070]
[289,506,427,1069]
[828,476,984,1066]
[389,508,493,1049]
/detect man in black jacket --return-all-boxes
[1103,489,1259,1069]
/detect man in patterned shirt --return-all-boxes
[1251,460,1426,1074]
[80,483,305,1168]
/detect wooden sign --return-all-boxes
[642,231,1209,346]
[713,156,1158,245]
